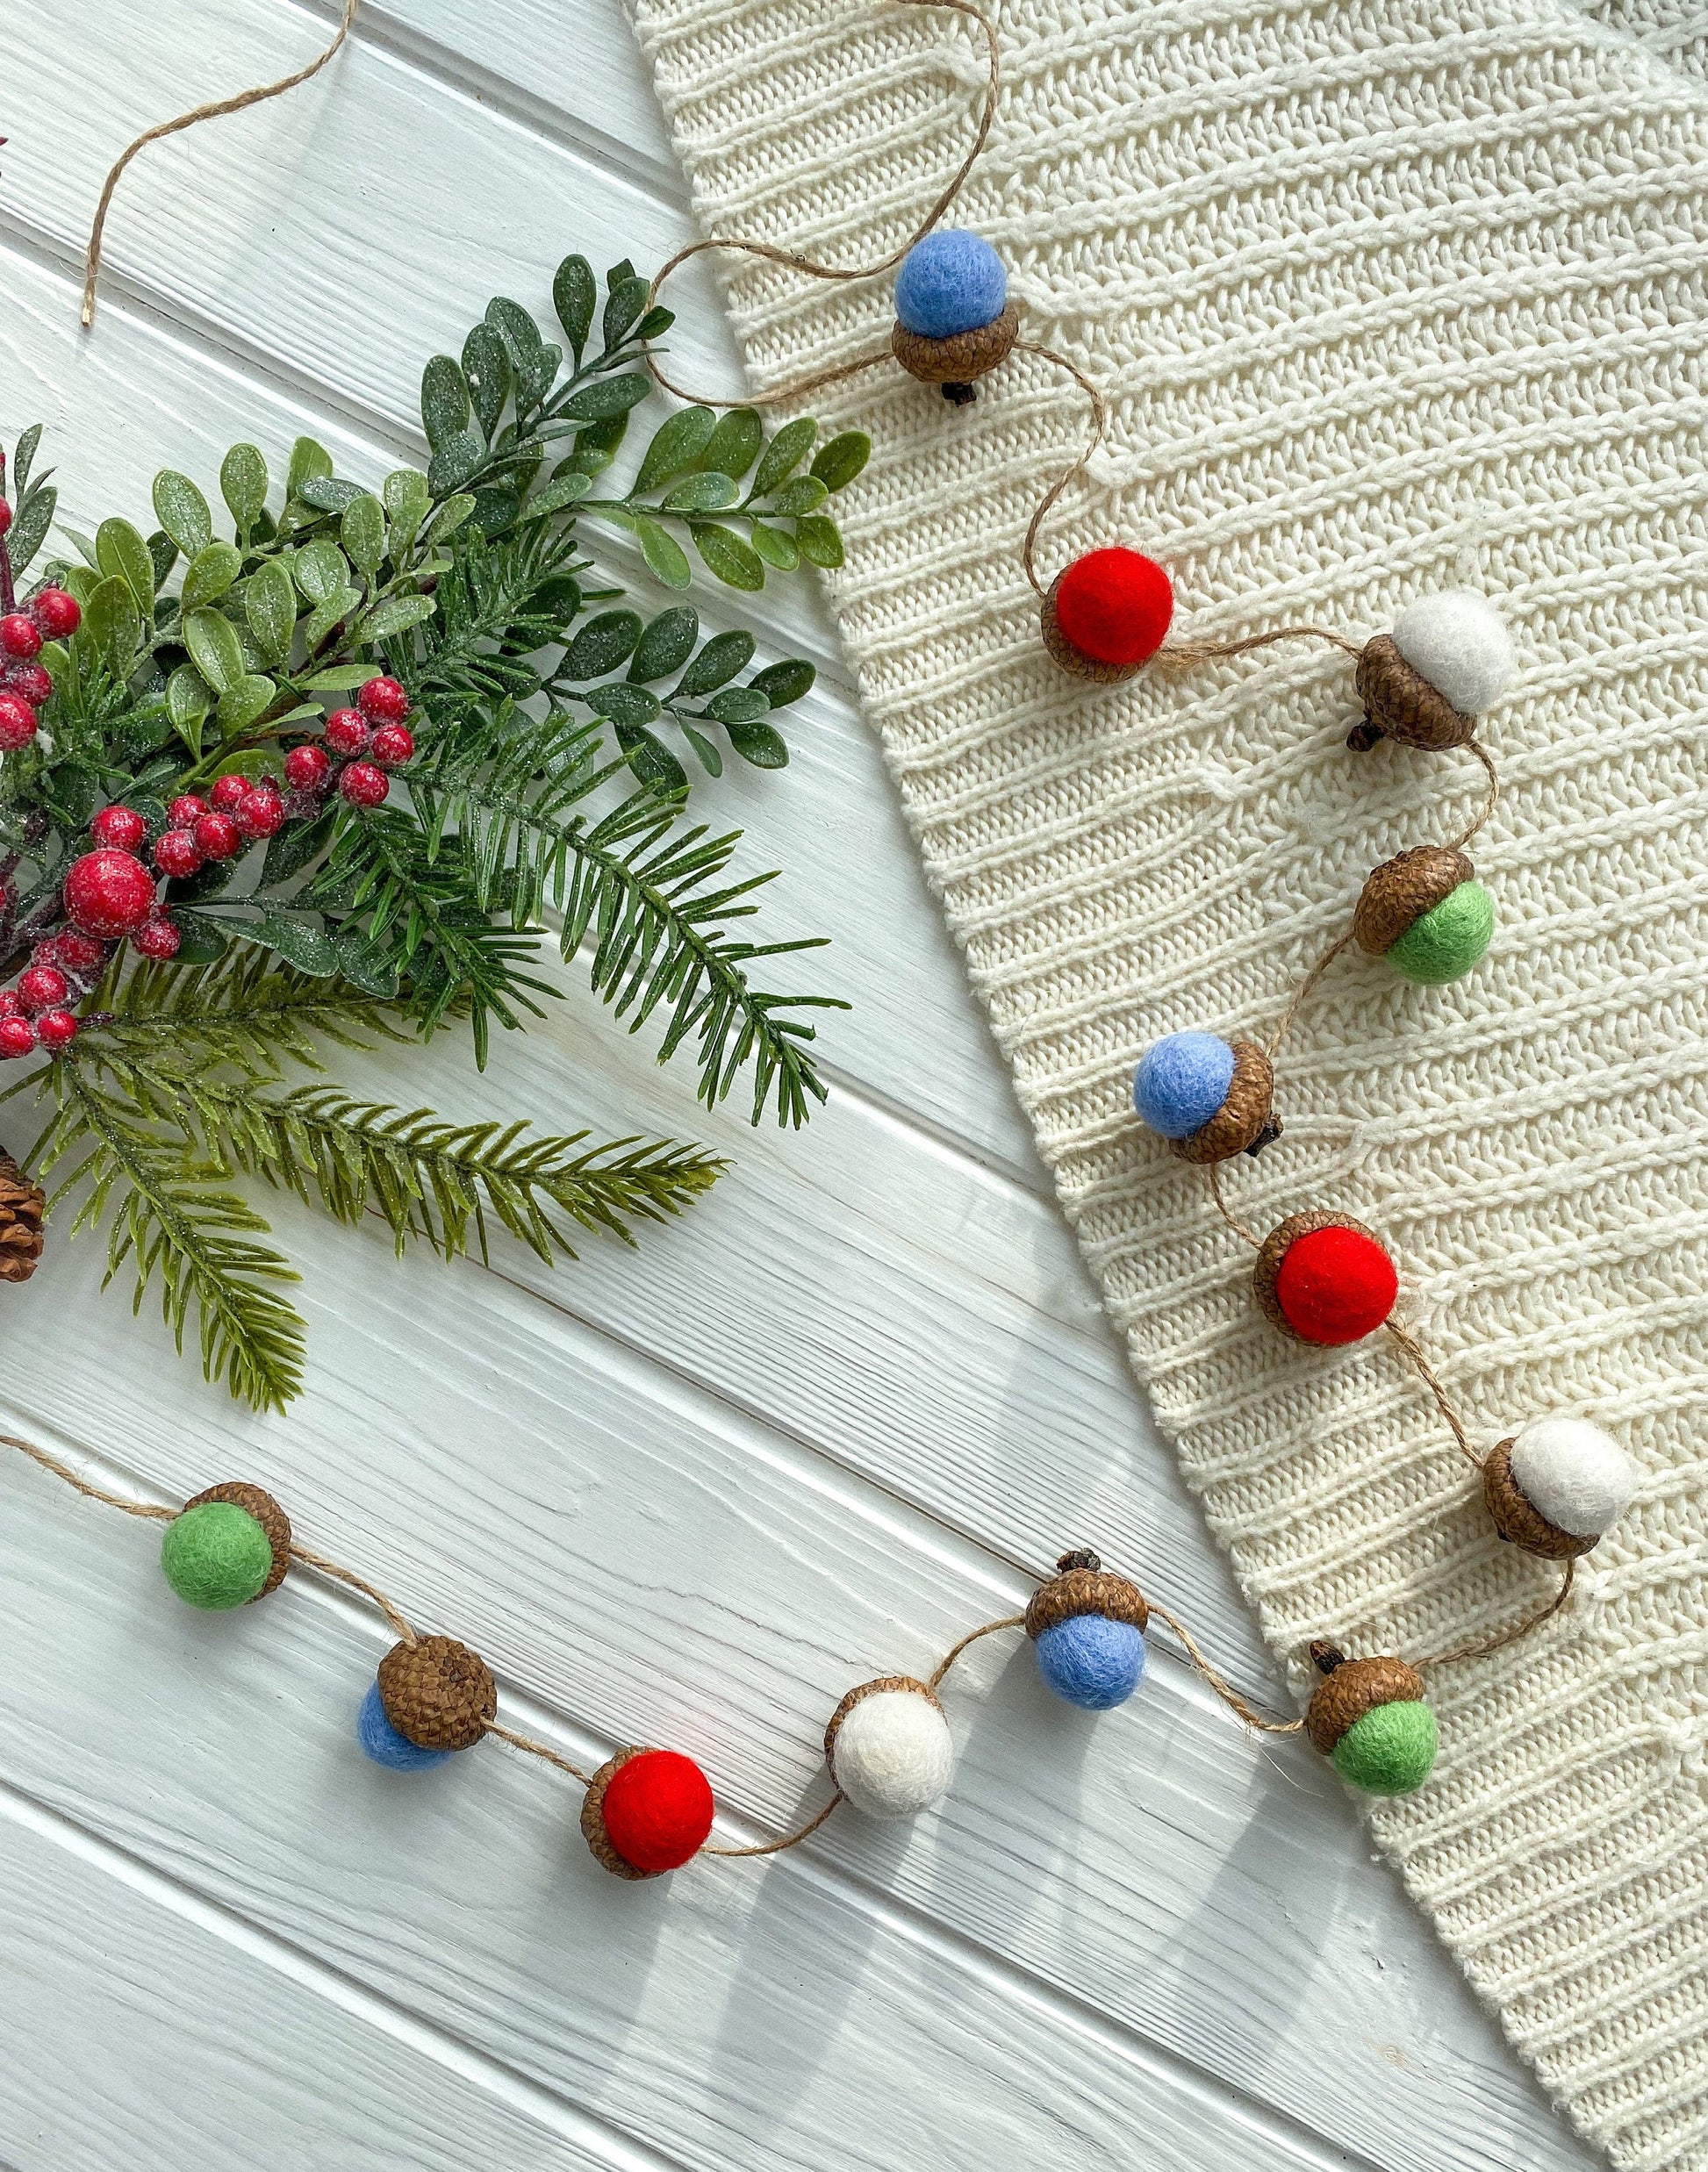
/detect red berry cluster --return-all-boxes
[147,775,285,882]
[0,584,81,754]
[0,923,110,1061]
[283,677,413,813]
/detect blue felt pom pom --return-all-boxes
[357,1681,451,1771]
[1132,1030,1236,1140]
[893,231,1007,340]
[1033,1614,1147,1710]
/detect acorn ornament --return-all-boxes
[891,230,1017,405]
[1354,846,1495,986]
[1483,1416,1636,1559]
[359,1634,495,1772]
[1254,1212,1398,1345]
[159,1482,291,1610]
[1026,1550,1148,1710]
[1305,1643,1438,1796]
[1133,1031,1279,1160]
[581,1745,715,1878]
[1351,591,1515,753]
[1042,548,1174,681]
[824,1674,954,1819]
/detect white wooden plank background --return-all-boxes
[0,4,1598,2168]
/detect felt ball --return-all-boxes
[893,230,1007,339]
[1133,1030,1236,1139]
[159,1500,275,1610]
[1509,1416,1635,1539]
[1052,548,1174,670]
[598,1748,715,1874]
[1033,1613,1147,1710]
[1329,1700,1439,1796]
[1270,1222,1397,1344]
[377,1635,495,1752]
[357,1681,451,1772]
[1389,592,1515,717]
[1384,880,1495,986]
[827,1683,954,1820]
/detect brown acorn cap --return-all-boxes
[581,1745,664,1880]
[1024,1550,1148,1639]
[1172,1040,1275,1163]
[184,1481,291,1599]
[1353,846,1474,956]
[1040,573,1145,684]
[1252,1210,1385,1337]
[823,1674,942,1770]
[1304,1650,1425,1754]
[377,1634,496,1753]
[1353,634,1478,751]
[1482,1438,1601,1560]
[891,301,1018,385]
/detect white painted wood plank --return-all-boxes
[0,1466,1367,2172]
[0,1792,662,2172]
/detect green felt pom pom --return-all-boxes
[1330,1698,1439,1795]
[160,1501,274,1610]
[1386,880,1494,986]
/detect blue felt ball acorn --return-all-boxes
[1132,1031,1279,1164]
[1026,1550,1149,1711]
[891,230,1018,404]
[357,1680,452,1771]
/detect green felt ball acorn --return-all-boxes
[1304,1642,1438,1796]
[1354,846,1494,986]
[160,1483,291,1610]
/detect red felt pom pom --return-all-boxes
[284,743,333,794]
[28,587,82,640]
[64,849,157,938]
[91,805,149,854]
[0,692,39,752]
[356,675,409,724]
[1274,1224,1397,1345]
[1052,548,1174,669]
[598,1749,714,1874]
[0,614,43,662]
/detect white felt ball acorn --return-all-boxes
[1351,591,1516,752]
[823,1675,954,1820]
[1483,1416,1637,1559]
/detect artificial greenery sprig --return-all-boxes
[0,254,868,1407]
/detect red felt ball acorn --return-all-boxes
[580,1745,715,1880]
[1042,548,1174,682]
[1253,1212,1398,1345]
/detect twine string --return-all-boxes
[703,1791,844,1859]
[1383,1320,1482,1469]
[1416,1559,1576,1671]
[1157,624,1364,671]
[286,1541,417,1646]
[1015,341,1109,599]
[642,0,999,410]
[0,1430,175,1521]
[928,1610,1027,1688]
[1207,1161,1263,1251]
[485,1721,592,1788]
[1265,926,1358,1060]
[1451,739,1501,849]
[81,0,362,330]
[1147,1601,1303,1735]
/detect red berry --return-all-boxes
[0,613,42,662]
[16,965,68,1015]
[369,722,414,769]
[91,804,149,853]
[168,794,209,828]
[56,931,108,977]
[338,760,389,808]
[0,501,11,540]
[64,849,157,939]
[1270,1222,1398,1346]
[0,1017,38,1059]
[235,786,285,840]
[193,811,242,862]
[0,692,39,752]
[34,1009,78,1051]
[4,663,53,707]
[210,773,252,814]
[1051,548,1175,670]
[28,586,82,640]
[0,991,22,1020]
[595,1749,715,1875]
[323,708,370,756]
[131,916,182,961]
[284,743,333,793]
[152,828,204,879]
[355,675,409,724]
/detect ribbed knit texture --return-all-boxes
[628,3,1708,2162]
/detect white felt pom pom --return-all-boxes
[1510,1416,1636,1538]
[829,1686,954,1820]
[1390,592,1516,716]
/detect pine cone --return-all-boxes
[0,1150,46,1285]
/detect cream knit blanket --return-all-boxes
[629,1,1708,2161]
